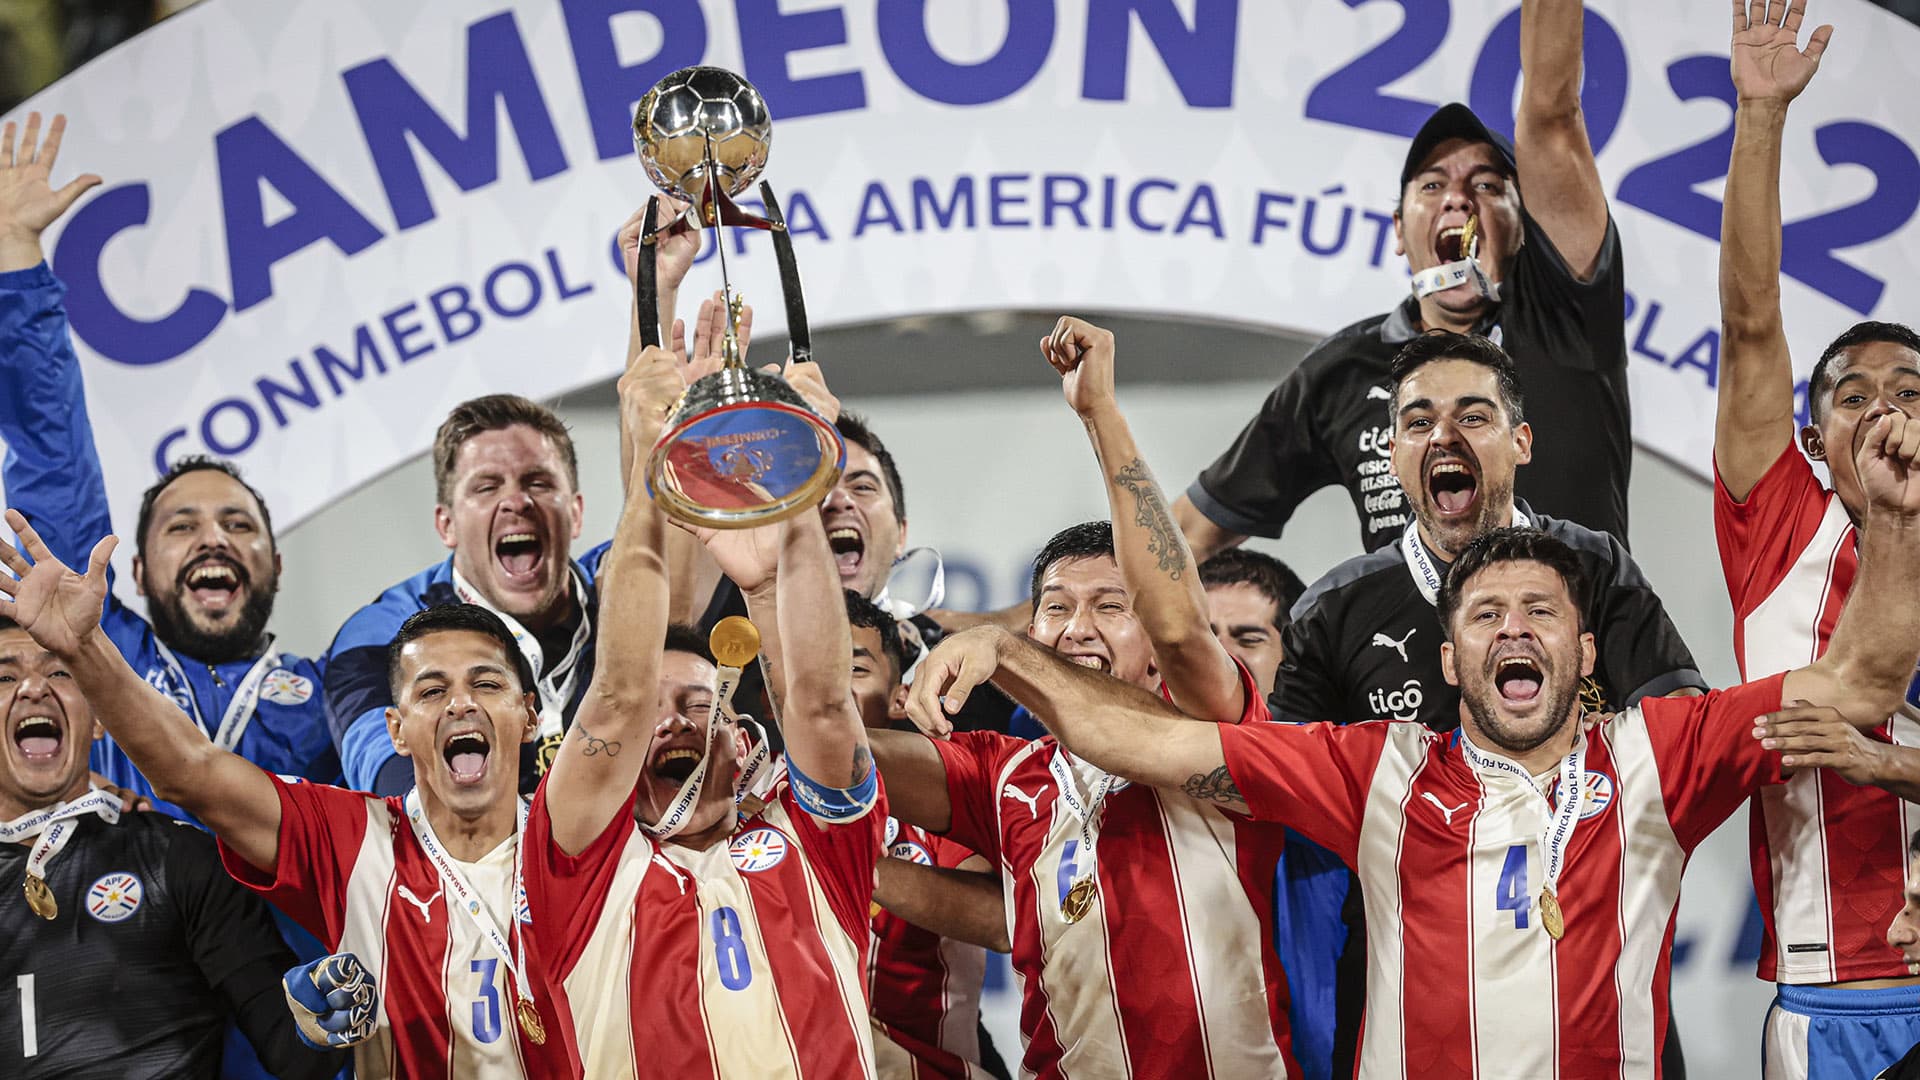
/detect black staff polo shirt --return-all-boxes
[1188,207,1633,553]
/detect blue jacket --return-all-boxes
[325,544,609,795]
[0,263,340,823]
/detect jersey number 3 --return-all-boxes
[1497,844,1530,930]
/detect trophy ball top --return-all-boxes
[709,615,763,669]
[633,66,773,200]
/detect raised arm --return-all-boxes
[542,347,679,854]
[1044,316,1244,723]
[1715,0,1833,499]
[1782,413,1920,719]
[774,509,872,790]
[1512,0,1609,279]
[0,510,282,868]
[905,624,1237,810]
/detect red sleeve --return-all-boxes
[523,778,640,979]
[216,774,375,949]
[778,774,887,945]
[931,731,1027,864]
[929,833,985,871]
[1216,720,1393,863]
[1715,444,1832,616]
[1640,672,1788,851]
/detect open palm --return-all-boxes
[1731,0,1832,104]
[0,510,113,659]
[0,114,101,241]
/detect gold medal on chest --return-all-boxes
[1539,888,1566,941]
[516,998,547,1044]
[1061,878,1097,924]
[23,875,56,921]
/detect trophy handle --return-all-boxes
[760,182,813,367]
[635,194,663,350]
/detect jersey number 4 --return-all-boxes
[1497,844,1530,930]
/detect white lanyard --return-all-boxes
[1047,749,1119,892]
[3,789,123,886]
[877,547,946,620]
[404,791,537,1018]
[1459,732,1583,900]
[639,662,771,839]
[152,638,279,751]
[451,568,591,739]
[1400,508,1532,606]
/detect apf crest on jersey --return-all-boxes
[261,668,315,705]
[890,840,933,866]
[86,872,143,922]
[1557,770,1616,821]
[729,827,789,872]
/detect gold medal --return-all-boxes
[1061,878,1097,923]
[23,875,56,921]
[516,998,546,1045]
[1539,888,1565,941]
[709,616,762,669]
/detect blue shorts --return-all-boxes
[1762,983,1920,1080]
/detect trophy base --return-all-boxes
[646,393,845,530]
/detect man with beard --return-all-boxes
[1714,3,1920,1072]
[1176,0,1630,557]
[0,512,581,1077]
[0,612,347,1079]
[1268,329,1703,1078]
[521,345,886,1077]
[0,112,337,821]
[909,417,1920,1073]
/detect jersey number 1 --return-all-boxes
[15,974,36,1058]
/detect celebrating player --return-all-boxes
[0,613,345,1079]
[0,112,337,822]
[1712,1,1920,1073]
[847,591,1010,1080]
[873,318,1299,1077]
[1178,0,1630,556]
[0,509,577,1077]
[919,403,1920,1073]
[521,344,885,1077]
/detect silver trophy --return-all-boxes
[632,66,843,530]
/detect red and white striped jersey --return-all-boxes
[1716,445,1920,983]
[934,666,1298,1080]
[870,819,990,1080]
[217,775,575,1080]
[522,763,884,1079]
[1220,674,1789,1077]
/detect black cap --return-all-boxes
[1399,103,1517,190]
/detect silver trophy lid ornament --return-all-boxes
[634,66,772,205]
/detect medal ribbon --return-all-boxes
[3,789,123,890]
[1458,732,1584,906]
[404,791,539,1023]
[152,638,280,751]
[638,663,771,839]
[1401,508,1532,607]
[451,567,591,740]
[1047,749,1119,896]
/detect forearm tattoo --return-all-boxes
[573,721,622,757]
[1180,765,1242,805]
[852,744,873,782]
[1113,459,1184,581]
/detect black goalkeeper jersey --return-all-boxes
[1189,208,1633,553]
[0,812,340,1080]
[1273,502,1705,731]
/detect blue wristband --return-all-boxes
[786,753,879,823]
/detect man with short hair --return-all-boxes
[521,345,886,1077]
[0,613,344,1079]
[910,426,1920,1073]
[325,393,607,798]
[1178,0,1630,556]
[0,112,337,821]
[1714,4,1920,1072]
[869,318,1300,1077]
[0,509,577,1076]
[1199,548,1306,698]
[1268,328,1703,1078]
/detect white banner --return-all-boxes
[7,0,1920,538]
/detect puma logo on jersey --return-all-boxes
[396,884,441,922]
[1372,628,1417,663]
[1421,792,1469,825]
[1001,783,1048,819]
